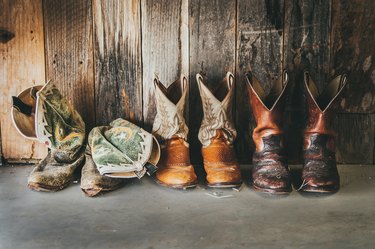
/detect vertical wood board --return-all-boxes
[0,0,47,160]
[335,114,375,164]
[141,0,189,130]
[43,0,95,131]
[189,0,236,162]
[236,0,284,162]
[331,0,375,113]
[93,0,143,126]
[283,0,332,163]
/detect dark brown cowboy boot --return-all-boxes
[197,72,242,188]
[152,75,197,189]
[246,71,291,194]
[302,72,347,193]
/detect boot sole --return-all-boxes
[28,179,72,192]
[207,182,243,189]
[154,178,198,190]
[301,185,339,193]
[253,184,292,195]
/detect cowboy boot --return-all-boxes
[81,118,160,196]
[152,75,197,189]
[197,72,242,188]
[80,147,126,197]
[246,71,291,194]
[11,82,86,191]
[302,72,347,193]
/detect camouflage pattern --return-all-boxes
[11,81,86,192]
[89,118,160,179]
[35,82,85,162]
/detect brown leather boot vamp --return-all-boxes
[156,137,197,189]
[202,131,242,188]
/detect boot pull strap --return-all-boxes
[338,74,347,91]
[226,72,234,89]
[282,70,288,88]
[181,75,188,91]
[12,96,33,116]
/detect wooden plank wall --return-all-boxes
[0,0,47,162]
[0,0,374,165]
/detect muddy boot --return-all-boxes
[301,72,347,193]
[196,72,242,188]
[80,147,126,197]
[11,82,86,191]
[246,71,292,194]
[152,75,197,189]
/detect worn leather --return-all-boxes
[81,151,126,197]
[246,71,291,194]
[302,73,346,193]
[202,130,242,187]
[156,136,197,188]
[28,151,85,192]
[197,73,242,188]
[153,76,197,189]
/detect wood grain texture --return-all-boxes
[283,0,332,163]
[236,0,284,163]
[335,114,375,164]
[43,0,95,130]
[331,0,375,113]
[189,0,236,162]
[93,0,143,126]
[141,0,189,130]
[0,0,47,160]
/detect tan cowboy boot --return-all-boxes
[246,71,291,194]
[302,72,347,193]
[152,75,197,189]
[11,82,86,191]
[197,72,242,188]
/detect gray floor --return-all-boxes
[0,164,375,249]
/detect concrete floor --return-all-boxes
[0,164,375,249]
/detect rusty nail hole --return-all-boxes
[30,30,33,34]
[53,60,56,64]
[79,61,83,64]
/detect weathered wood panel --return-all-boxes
[93,0,143,126]
[331,0,375,113]
[0,0,47,160]
[43,0,95,130]
[141,0,189,130]
[236,0,284,163]
[283,0,332,163]
[335,114,375,164]
[189,0,236,162]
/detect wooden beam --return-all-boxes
[331,0,375,113]
[93,0,143,126]
[335,114,375,164]
[141,0,189,130]
[283,0,332,163]
[43,0,95,131]
[0,0,47,160]
[236,0,284,163]
[189,0,236,162]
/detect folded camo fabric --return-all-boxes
[88,118,160,179]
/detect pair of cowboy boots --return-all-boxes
[246,71,347,194]
[152,73,242,189]
[12,82,159,197]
